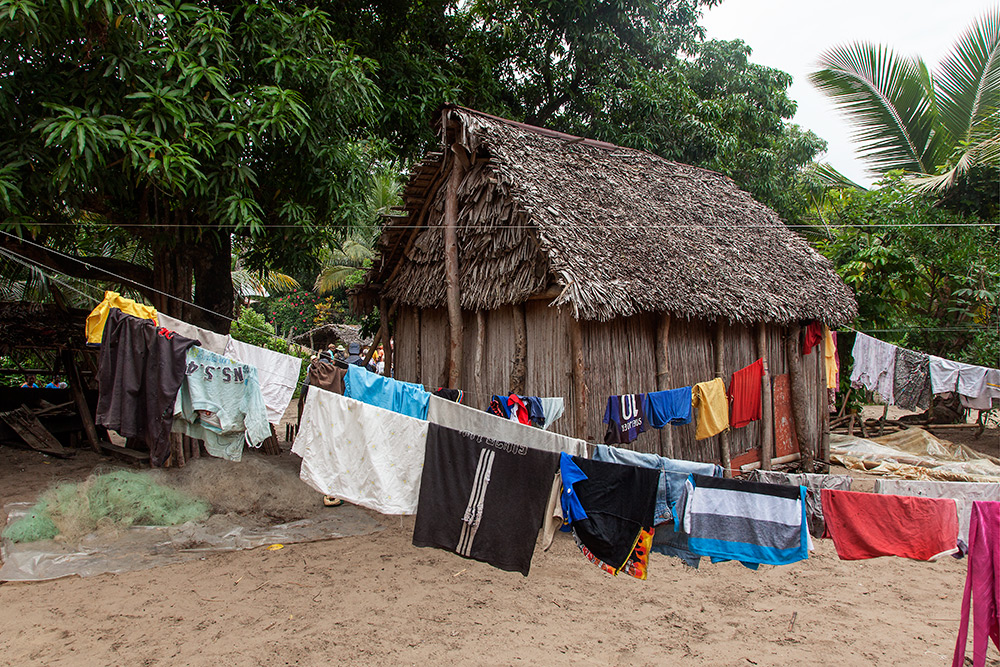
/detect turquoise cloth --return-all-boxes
[172,347,271,461]
[344,364,430,419]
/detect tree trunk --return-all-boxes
[569,313,588,441]
[191,231,234,334]
[510,304,527,395]
[443,153,464,388]
[786,324,815,472]
[757,323,774,470]
[655,313,673,458]
[714,320,732,477]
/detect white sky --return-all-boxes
[700,0,992,187]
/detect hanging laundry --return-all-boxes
[158,313,229,355]
[539,472,564,551]
[171,347,271,462]
[692,378,729,440]
[306,358,348,395]
[412,423,559,576]
[431,387,463,403]
[574,527,654,581]
[488,395,511,419]
[728,359,764,428]
[645,387,692,428]
[293,387,429,515]
[603,393,649,444]
[224,338,302,424]
[893,347,932,411]
[746,470,852,538]
[507,394,533,425]
[537,397,565,431]
[678,474,810,569]
[95,309,199,467]
[952,501,1000,667]
[85,291,158,345]
[820,488,958,561]
[874,480,1000,553]
[521,396,545,427]
[802,321,823,355]
[850,332,897,403]
[427,395,588,457]
[928,356,999,408]
[344,363,429,420]
[560,454,659,572]
[823,326,839,390]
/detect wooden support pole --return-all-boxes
[475,310,486,410]
[756,323,773,471]
[443,137,465,388]
[379,297,392,376]
[569,314,588,441]
[786,323,815,472]
[654,313,674,458]
[414,309,422,385]
[363,328,382,367]
[818,332,831,470]
[60,349,102,454]
[510,304,527,395]
[714,321,732,476]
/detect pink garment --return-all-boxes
[953,501,1000,667]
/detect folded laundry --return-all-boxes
[821,488,958,561]
[412,423,559,576]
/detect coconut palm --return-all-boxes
[809,8,1000,192]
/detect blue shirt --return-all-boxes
[344,364,429,419]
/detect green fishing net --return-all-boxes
[3,470,210,543]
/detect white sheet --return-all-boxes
[292,387,429,515]
[224,338,302,424]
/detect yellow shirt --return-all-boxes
[692,377,729,440]
[85,291,158,344]
[823,325,838,389]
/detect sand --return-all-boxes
[0,430,995,666]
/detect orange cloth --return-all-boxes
[821,488,959,561]
[823,325,839,389]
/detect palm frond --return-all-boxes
[935,8,1000,145]
[911,108,1000,192]
[810,43,943,174]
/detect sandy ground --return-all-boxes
[1,417,997,666]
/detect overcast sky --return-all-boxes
[700,1,992,187]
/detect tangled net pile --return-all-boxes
[3,470,210,543]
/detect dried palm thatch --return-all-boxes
[367,106,857,324]
[0,302,90,352]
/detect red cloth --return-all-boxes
[802,321,823,355]
[507,395,532,425]
[727,358,763,428]
[821,488,959,561]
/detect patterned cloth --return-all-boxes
[575,527,654,580]
[893,347,931,411]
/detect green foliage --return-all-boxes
[252,288,328,338]
[814,176,999,366]
[229,307,289,354]
[810,8,1000,202]
[3,470,210,543]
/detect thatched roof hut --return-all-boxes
[292,323,371,351]
[359,106,857,470]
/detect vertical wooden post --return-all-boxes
[443,127,465,388]
[714,321,732,476]
[757,323,774,471]
[818,330,830,471]
[61,349,102,454]
[786,323,815,472]
[654,313,674,458]
[474,310,486,410]
[569,313,588,441]
[414,309,422,385]
[510,304,527,395]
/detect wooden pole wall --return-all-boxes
[786,323,814,472]
[818,330,830,470]
[714,321,732,476]
[475,310,486,410]
[756,323,773,470]
[654,313,674,458]
[510,304,527,395]
[379,297,392,376]
[569,314,588,441]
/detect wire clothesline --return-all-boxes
[9,221,1000,230]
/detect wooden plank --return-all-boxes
[0,406,71,457]
[98,441,150,462]
[655,313,673,458]
[61,350,102,454]
[714,321,732,476]
[757,323,773,470]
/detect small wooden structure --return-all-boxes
[356,107,857,470]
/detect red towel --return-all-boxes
[727,358,763,428]
[821,488,959,561]
[802,321,823,355]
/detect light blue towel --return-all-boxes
[344,364,429,420]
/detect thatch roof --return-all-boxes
[367,106,857,324]
[0,302,90,351]
[292,323,371,350]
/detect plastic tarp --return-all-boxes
[0,503,382,582]
[830,428,1000,482]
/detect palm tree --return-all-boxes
[809,8,1000,192]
